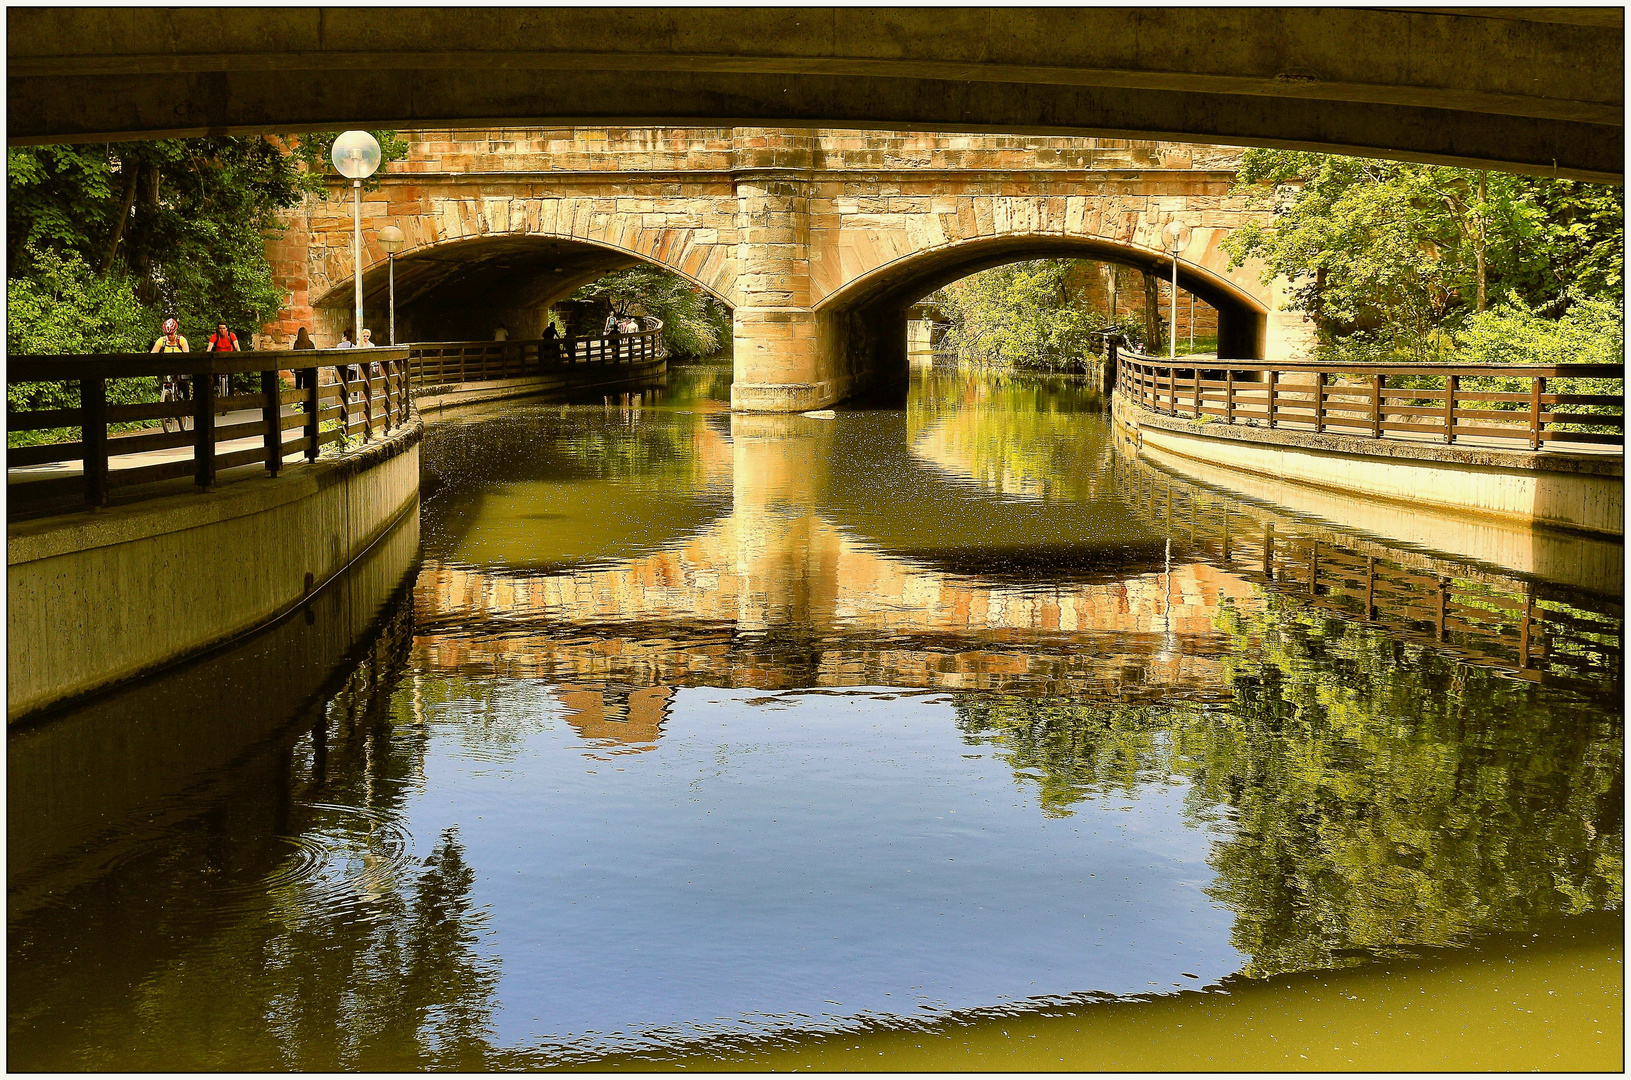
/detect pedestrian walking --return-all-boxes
[292,327,317,389]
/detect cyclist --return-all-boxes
[151,318,190,433]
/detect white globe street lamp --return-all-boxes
[377,225,405,345]
[331,131,382,346]
[1162,220,1191,360]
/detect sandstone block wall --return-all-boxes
[271,127,1314,406]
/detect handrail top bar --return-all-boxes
[1119,353,1622,379]
[8,347,410,382]
[406,330,661,348]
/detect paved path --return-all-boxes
[7,405,317,490]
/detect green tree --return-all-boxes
[7,246,163,443]
[931,260,1119,371]
[8,131,408,345]
[1221,150,1623,362]
[571,265,732,358]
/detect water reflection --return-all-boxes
[8,362,1622,1070]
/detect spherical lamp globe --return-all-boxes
[377,224,406,255]
[1162,219,1191,252]
[331,131,382,180]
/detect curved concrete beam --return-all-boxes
[7,8,1622,181]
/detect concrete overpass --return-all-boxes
[276,128,1299,411]
[7,8,1621,182]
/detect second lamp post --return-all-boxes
[377,225,405,345]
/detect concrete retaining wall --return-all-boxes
[1114,394,1623,539]
[8,503,420,904]
[7,421,422,723]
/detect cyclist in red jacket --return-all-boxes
[204,322,240,395]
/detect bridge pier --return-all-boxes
[730,131,829,412]
[730,131,912,412]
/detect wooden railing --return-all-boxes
[7,348,413,516]
[405,321,665,387]
[1114,345,1624,452]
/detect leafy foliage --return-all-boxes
[6,246,152,359]
[8,131,409,343]
[1222,150,1624,362]
[7,246,163,444]
[570,265,731,358]
[1454,296,1623,367]
[931,260,1120,371]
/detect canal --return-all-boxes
[8,361,1623,1070]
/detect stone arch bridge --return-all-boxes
[270,127,1309,412]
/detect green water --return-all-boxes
[8,362,1622,1070]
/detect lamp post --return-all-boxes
[330,131,382,345]
[377,225,405,345]
[1162,219,1191,360]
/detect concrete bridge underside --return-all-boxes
[7,8,1622,183]
[279,129,1296,412]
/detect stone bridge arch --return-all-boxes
[806,230,1273,397]
[268,128,1314,409]
[277,188,742,345]
[730,154,1308,411]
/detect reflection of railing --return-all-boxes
[1116,347,1623,452]
[1129,468,1623,695]
[8,348,413,516]
[405,319,665,388]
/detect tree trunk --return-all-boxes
[133,160,163,303]
[99,160,140,277]
[1142,269,1163,352]
[1475,171,1488,313]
